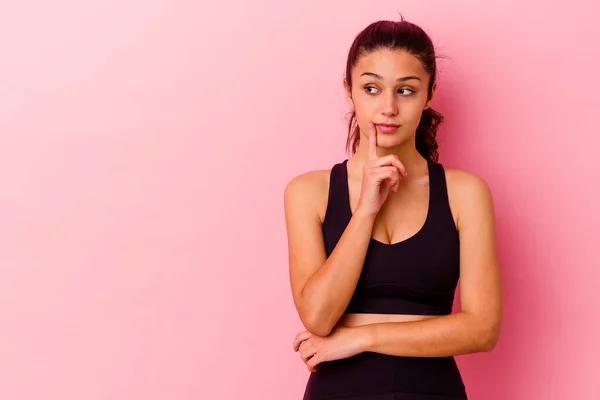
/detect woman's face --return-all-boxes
[345,48,435,148]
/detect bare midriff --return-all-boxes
[337,312,440,327]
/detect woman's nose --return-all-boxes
[380,93,398,116]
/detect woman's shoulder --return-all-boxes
[443,167,495,223]
[285,167,330,195]
[443,167,489,187]
[443,167,492,196]
[283,167,332,219]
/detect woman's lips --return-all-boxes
[375,124,400,133]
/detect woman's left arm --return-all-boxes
[356,172,503,357]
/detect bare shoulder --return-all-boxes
[444,168,493,196]
[284,168,331,223]
[444,168,495,228]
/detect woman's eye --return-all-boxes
[364,86,413,95]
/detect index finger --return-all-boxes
[368,122,378,160]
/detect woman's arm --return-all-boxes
[354,171,503,357]
[284,171,374,337]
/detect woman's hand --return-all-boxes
[354,122,407,217]
[292,326,368,372]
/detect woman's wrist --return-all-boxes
[352,207,378,223]
[352,324,376,353]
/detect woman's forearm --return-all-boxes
[300,210,375,336]
[356,311,499,357]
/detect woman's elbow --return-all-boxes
[479,320,501,352]
[304,317,334,337]
[300,311,334,337]
[480,334,498,352]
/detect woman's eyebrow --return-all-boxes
[360,72,421,82]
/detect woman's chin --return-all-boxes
[376,135,409,148]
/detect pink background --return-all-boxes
[0,1,598,399]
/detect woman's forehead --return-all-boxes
[354,49,425,79]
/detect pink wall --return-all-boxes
[0,1,598,399]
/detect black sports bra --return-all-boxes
[322,158,460,315]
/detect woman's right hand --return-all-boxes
[355,122,407,217]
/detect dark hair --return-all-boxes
[344,17,443,163]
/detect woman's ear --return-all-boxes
[424,81,437,110]
[343,78,354,109]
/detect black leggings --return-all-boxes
[302,352,468,400]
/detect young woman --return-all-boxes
[284,18,502,400]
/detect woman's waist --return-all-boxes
[337,312,441,328]
[307,351,465,398]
